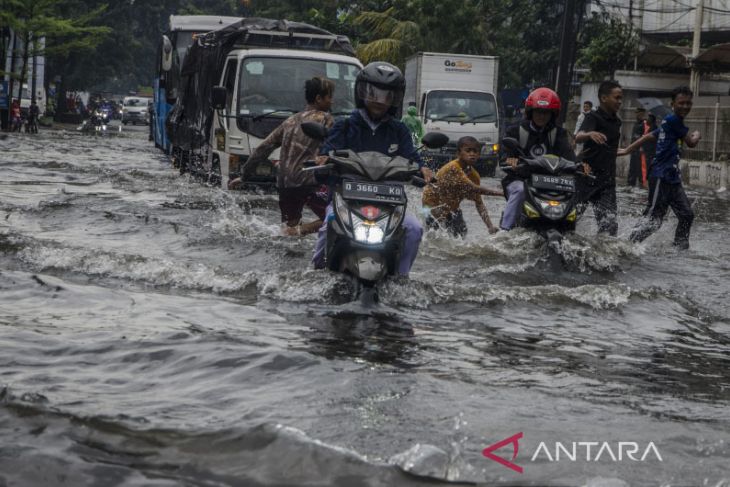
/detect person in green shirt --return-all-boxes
[401,103,424,146]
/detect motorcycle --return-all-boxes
[78,110,108,135]
[98,106,113,125]
[500,137,593,256]
[301,122,448,304]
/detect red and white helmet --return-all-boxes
[524,87,561,119]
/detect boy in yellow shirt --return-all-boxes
[422,136,503,237]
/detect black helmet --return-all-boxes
[355,62,405,116]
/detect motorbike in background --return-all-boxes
[78,110,109,135]
[301,121,448,304]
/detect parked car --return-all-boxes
[122,96,151,125]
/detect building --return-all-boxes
[573,1,730,160]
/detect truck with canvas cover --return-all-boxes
[166,17,362,188]
[154,15,241,153]
[404,52,500,176]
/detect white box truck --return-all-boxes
[166,18,361,189]
[404,52,499,175]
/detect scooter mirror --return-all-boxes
[501,137,521,153]
[301,122,328,141]
[421,132,449,149]
[161,36,173,72]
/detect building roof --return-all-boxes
[638,42,730,73]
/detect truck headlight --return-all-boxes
[481,143,499,156]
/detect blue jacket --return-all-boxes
[320,109,424,168]
[650,113,688,184]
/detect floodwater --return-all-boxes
[1,129,729,487]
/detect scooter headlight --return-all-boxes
[536,198,567,220]
[351,213,387,245]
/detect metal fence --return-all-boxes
[681,104,730,162]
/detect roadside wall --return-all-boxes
[616,157,729,190]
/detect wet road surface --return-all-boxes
[1,129,729,486]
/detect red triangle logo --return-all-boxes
[482,432,524,474]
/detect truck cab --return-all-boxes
[404,52,500,176]
[420,88,499,175]
[210,49,361,189]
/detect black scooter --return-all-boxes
[302,122,448,304]
[500,137,592,256]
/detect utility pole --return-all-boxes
[31,37,37,103]
[690,0,704,95]
[634,0,645,71]
[555,0,578,125]
[8,28,17,104]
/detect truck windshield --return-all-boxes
[238,57,359,118]
[425,91,497,123]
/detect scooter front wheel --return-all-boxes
[352,277,379,307]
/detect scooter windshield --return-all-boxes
[331,151,417,181]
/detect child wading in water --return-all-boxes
[422,136,503,237]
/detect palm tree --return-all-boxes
[354,7,420,66]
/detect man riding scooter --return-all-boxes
[500,87,576,230]
[312,62,433,277]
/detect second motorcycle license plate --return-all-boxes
[532,174,575,192]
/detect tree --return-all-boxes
[578,12,639,80]
[1,0,109,118]
[354,5,420,66]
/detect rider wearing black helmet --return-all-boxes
[312,62,432,276]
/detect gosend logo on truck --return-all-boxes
[444,60,472,73]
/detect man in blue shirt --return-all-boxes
[618,86,701,249]
[311,62,433,275]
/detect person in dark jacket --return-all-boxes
[312,62,433,276]
[500,87,575,230]
[627,107,647,187]
[575,80,623,236]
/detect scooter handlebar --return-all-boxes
[411,176,427,188]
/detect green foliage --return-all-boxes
[0,0,613,95]
[578,12,639,81]
[354,7,420,65]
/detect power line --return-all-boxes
[642,8,694,31]
[703,6,730,14]
[597,0,730,15]
[595,0,693,13]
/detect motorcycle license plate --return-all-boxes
[531,174,575,192]
[342,181,405,203]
